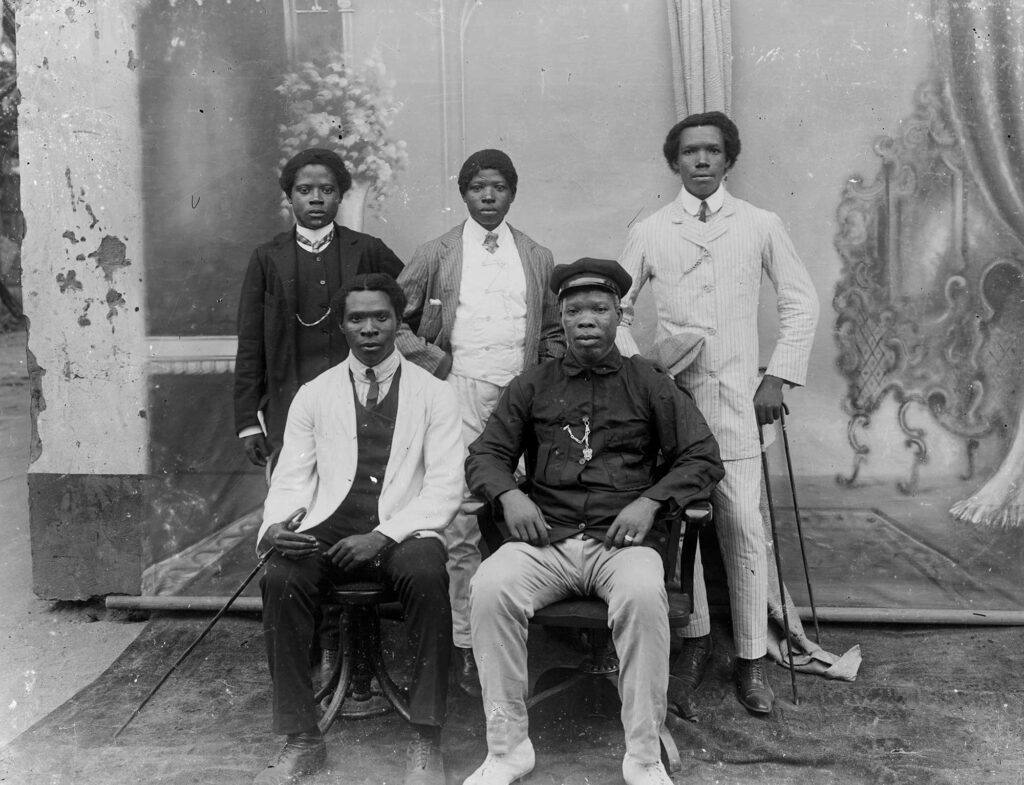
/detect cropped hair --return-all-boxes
[663,111,741,173]
[331,273,407,322]
[279,148,353,196]
[457,149,518,196]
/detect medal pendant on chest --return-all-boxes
[563,416,593,465]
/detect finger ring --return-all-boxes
[624,534,635,543]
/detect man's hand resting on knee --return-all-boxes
[327,531,394,571]
[604,496,660,550]
[499,488,552,546]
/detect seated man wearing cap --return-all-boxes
[462,259,724,785]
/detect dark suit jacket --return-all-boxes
[395,222,564,378]
[233,223,403,449]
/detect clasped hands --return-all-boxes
[262,514,393,571]
[498,488,660,549]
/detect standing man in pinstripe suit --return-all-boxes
[617,112,819,715]
[395,149,565,697]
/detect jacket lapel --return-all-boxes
[330,359,359,459]
[670,198,731,247]
[268,228,299,318]
[439,224,464,340]
[382,357,421,493]
[335,223,360,288]
[510,224,543,321]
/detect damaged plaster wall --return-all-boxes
[19,0,148,597]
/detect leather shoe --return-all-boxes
[454,646,482,698]
[734,656,774,714]
[668,634,712,721]
[253,731,326,785]
[673,634,712,689]
[622,754,674,785]
[463,737,535,785]
[404,735,445,785]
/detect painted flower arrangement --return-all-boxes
[276,50,409,215]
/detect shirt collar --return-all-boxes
[348,348,401,382]
[295,223,336,252]
[677,185,725,218]
[464,217,510,244]
[562,345,623,377]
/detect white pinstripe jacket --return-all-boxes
[618,189,819,460]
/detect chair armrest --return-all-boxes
[679,501,713,599]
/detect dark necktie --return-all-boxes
[365,367,379,409]
[698,200,709,223]
[483,232,499,254]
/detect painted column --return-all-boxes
[19,1,148,598]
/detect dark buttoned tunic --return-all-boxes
[466,347,724,554]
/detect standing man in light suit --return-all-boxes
[396,149,564,697]
[253,274,463,785]
[617,112,819,715]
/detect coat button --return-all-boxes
[578,523,586,530]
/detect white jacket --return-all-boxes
[256,354,464,550]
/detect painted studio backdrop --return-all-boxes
[17,0,1024,615]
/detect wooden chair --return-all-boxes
[477,498,712,773]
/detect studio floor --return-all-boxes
[2,613,1024,785]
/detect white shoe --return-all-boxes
[463,738,535,785]
[622,754,674,785]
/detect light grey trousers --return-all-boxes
[469,537,669,763]
[446,372,506,649]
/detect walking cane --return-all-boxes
[779,404,821,644]
[758,427,799,705]
[112,507,306,741]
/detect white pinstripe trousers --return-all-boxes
[682,455,768,659]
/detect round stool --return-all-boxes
[314,581,410,733]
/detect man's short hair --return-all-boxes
[457,149,518,197]
[331,273,407,323]
[663,111,742,173]
[279,148,353,197]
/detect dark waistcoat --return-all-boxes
[313,367,401,547]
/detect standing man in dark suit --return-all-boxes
[234,148,404,467]
[395,149,564,697]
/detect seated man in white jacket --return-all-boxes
[253,273,464,785]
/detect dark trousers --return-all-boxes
[260,537,452,735]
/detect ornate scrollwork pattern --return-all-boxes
[833,79,1022,492]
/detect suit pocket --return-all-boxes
[418,302,444,344]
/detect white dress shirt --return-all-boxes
[295,222,335,251]
[450,219,528,386]
[347,349,401,407]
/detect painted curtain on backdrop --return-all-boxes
[936,0,1024,527]
[665,0,731,118]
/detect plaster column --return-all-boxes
[18,1,148,598]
